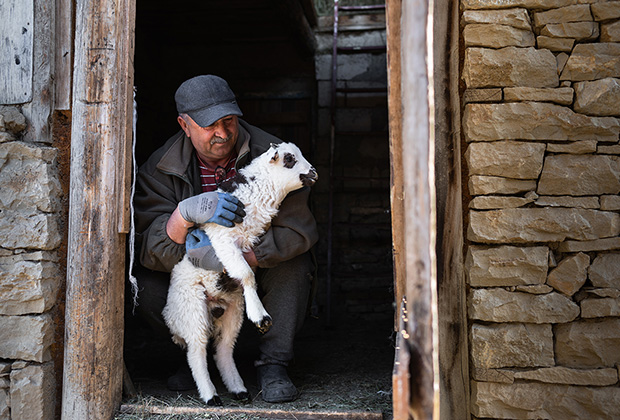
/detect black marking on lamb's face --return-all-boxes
[283,153,297,169]
[218,173,248,193]
[211,306,225,319]
[217,272,241,293]
[300,167,318,187]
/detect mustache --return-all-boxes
[210,136,230,145]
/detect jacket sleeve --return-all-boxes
[134,167,187,273]
[253,186,319,268]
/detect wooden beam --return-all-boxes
[61,0,135,418]
[54,0,72,110]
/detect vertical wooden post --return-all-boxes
[388,0,439,418]
[61,0,135,418]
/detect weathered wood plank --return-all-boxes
[0,0,33,104]
[61,0,135,418]
[54,0,73,110]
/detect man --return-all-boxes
[133,75,318,403]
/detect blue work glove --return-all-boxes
[178,191,245,227]
[185,229,224,271]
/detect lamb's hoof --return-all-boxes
[233,391,251,401]
[206,395,223,406]
[255,316,273,334]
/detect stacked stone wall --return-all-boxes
[461,0,620,418]
[0,107,61,419]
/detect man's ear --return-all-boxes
[270,150,279,163]
[177,115,190,137]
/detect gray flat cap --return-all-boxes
[175,75,243,127]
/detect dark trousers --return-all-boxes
[133,252,314,365]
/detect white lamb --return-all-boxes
[162,142,318,406]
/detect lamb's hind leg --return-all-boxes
[186,339,222,406]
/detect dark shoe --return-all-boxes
[167,363,196,391]
[257,364,298,403]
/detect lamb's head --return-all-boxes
[263,142,318,193]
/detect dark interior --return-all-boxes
[125,0,394,415]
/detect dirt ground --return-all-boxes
[120,312,395,420]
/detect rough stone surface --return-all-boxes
[469,195,534,209]
[469,288,579,323]
[503,86,573,104]
[600,194,620,210]
[0,107,27,134]
[0,254,60,315]
[465,141,545,179]
[513,366,618,386]
[463,47,558,88]
[470,323,554,369]
[469,175,536,195]
[588,252,620,288]
[471,367,514,384]
[532,4,593,27]
[546,140,597,154]
[462,0,594,11]
[555,318,620,368]
[546,252,590,296]
[581,297,620,318]
[535,195,599,208]
[462,8,532,29]
[556,52,570,75]
[574,77,620,116]
[9,363,55,420]
[472,381,620,419]
[0,315,53,362]
[601,20,620,42]
[591,1,620,21]
[537,35,575,52]
[540,22,599,40]
[466,245,548,286]
[537,155,620,196]
[558,237,620,252]
[463,102,620,142]
[468,208,620,243]
[464,24,535,48]
[463,88,502,103]
[599,144,620,154]
[560,43,620,81]
[0,211,62,251]
[515,284,554,294]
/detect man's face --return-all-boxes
[178,114,239,163]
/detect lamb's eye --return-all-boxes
[283,153,297,169]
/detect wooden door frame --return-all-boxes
[61,0,135,418]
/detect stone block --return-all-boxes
[601,194,620,210]
[556,52,570,75]
[541,22,599,40]
[533,4,592,27]
[0,107,27,134]
[469,195,534,209]
[470,323,554,369]
[589,252,620,288]
[591,1,620,21]
[538,155,620,196]
[555,318,620,368]
[471,367,514,384]
[546,140,597,154]
[462,8,531,30]
[547,252,590,296]
[535,195,599,208]
[465,141,545,179]
[9,363,55,420]
[514,366,618,386]
[470,288,579,323]
[0,315,53,362]
[463,102,620,142]
[468,175,536,195]
[466,245,548,287]
[558,237,620,253]
[463,88,502,103]
[599,144,620,154]
[463,47,558,88]
[503,86,573,105]
[581,297,620,318]
[0,254,60,315]
[0,142,62,213]
[515,284,554,294]
[601,20,620,42]
[468,208,620,243]
[537,35,575,52]
[561,43,620,81]
[464,24,535,48]
[0,211,61,251]
[574,77,620,116]
[462,0,588,10]
[471,381,620,419]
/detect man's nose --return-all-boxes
[212,121,228,138]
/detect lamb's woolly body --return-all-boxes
[162,142,317,406]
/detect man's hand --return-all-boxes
[179,192,245,227]
[186,229,224,271]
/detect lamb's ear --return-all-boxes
[270,142,280,149]
[270,150,279,163]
